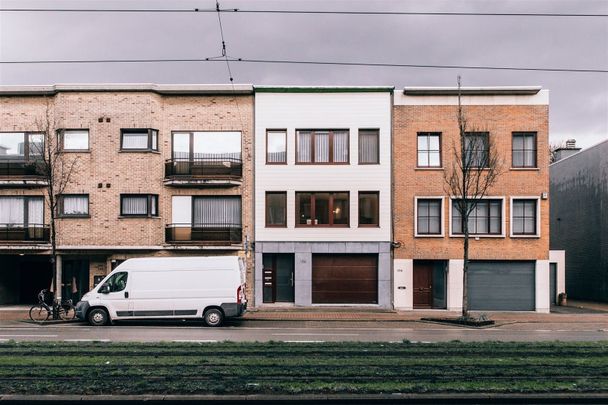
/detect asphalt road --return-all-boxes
[1,319,608,342]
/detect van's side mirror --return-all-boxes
[99,284,111,294]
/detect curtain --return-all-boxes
[27,198,44,225]
[297,131,311,162]
[0,197,24,226]
[267,132,286,163]
[122,132,149,149]
[314,132,329,162]
[333,131,349,163]
[193,197,241,227]
[121,196,148,215]
[63,196,88,215]
[359,130,378,163]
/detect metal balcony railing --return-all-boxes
[164,157,242,180]
[165,223,242,244]
[0,159,46,177]
[0,224,50,242]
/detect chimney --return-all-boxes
[554,139,582,162]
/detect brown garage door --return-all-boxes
[312,254,378,304]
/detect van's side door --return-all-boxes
[99,271,132,318]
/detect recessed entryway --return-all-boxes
[413,260,447,309]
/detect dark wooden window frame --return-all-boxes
[265,191,287,227]
[295,191,350,227]
[417,132,442,168]
[295,129,350,165]
[416,198,443,235]
[512,198,538,236]
[358,129,380,165]
[452,198,502,235]
[119,194,159,217]
[266,129,287,165]
[511,132,537,168]
[464,131,490,168]
[58,129,90,152]
[58,194,90,218]
[358,191,379,227]
[120,128,159,152]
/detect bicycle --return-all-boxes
[29,289,76,323]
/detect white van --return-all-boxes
[75,256,247,327]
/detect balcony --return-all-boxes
[0,159,47,187]
[165,223,242,245]
[164,157,242,187]
[0,224,50,243]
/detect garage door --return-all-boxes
[468,261,535,311]
[312,254,378,304]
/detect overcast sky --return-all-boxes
[1,0,607,148]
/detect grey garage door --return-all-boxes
[468,261,535,311]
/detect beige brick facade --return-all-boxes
[393,103,550,261]
[0,87,255,302]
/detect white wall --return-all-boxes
[550,250,566,299]
[447,260,464,312]
[535,260,550,313]
[255,92,392,242]
[172,196,191,223]
[393,259,412,310]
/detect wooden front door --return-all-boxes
[413,263,433,308]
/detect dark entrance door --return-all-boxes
[311,254,378,304]
[413,262,433,308]
[550,263,557,305]
[262,254,294,303]
[62,259,90,302]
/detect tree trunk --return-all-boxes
[462,225,469,318]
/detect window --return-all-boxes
[359,129,379,164]
[0,132,44,159]
[59,195,89,217]
[296,192,349,227]
[512,132,537,168]
[193,196,241,227]
[417,198,442,235]
[464,132,489,168]
[296,130,349,164]
[61,129,89,151]
[266,130,287,164]
[452,199,502,235]
[102,272,128,293]
[358,192,379,226]
[172,131,241,160]
[0,196,44,226]
[120,194,158,217]
[121,129,158,151]
[417,132,441,167]
[266,192,287,227]
[512,199,538,236]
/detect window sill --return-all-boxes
[510,234,540,239]
[414,234,445,238]
[510,167,540,171]
[265,225,287,228]
[415,167,443,171]
[358,224,380,228]
[118,216,161,219]
[119,150,161,154]
[449,234,505,239]
[58,215,90,219]
[61,150,91,153]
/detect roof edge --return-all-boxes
[255,86,394,93]
[404,86,542,96]
[0,83,254,96]
[550,138,608,166]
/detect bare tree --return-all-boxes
[33,99,78,313]
[443,77,503,318]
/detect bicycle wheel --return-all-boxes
[29,305,50,323]
[59,305,76,321]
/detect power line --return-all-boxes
[0,8,606,18]
[0,57,606,74]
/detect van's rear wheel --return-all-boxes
[203,308,224,327]
[88,308,109,326]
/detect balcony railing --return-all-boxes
[0,224,50,242]
[164,157,243,181]
[165,223,242,244]
[0,159,46,177]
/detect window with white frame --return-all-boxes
[417,132,441,167]
[416,198,442,235]
[61,130,89,151]
[512,199,538,235]
[120,194,158,217]
[121,129,158,151]
[59,195,89,217]
[452,199,502,235]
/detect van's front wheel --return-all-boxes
[88,308,109,326]
[203,308,224,327]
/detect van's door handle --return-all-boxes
[124,291,129,298]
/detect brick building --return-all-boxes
[392,86,563,313]
[0,84,254,305]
